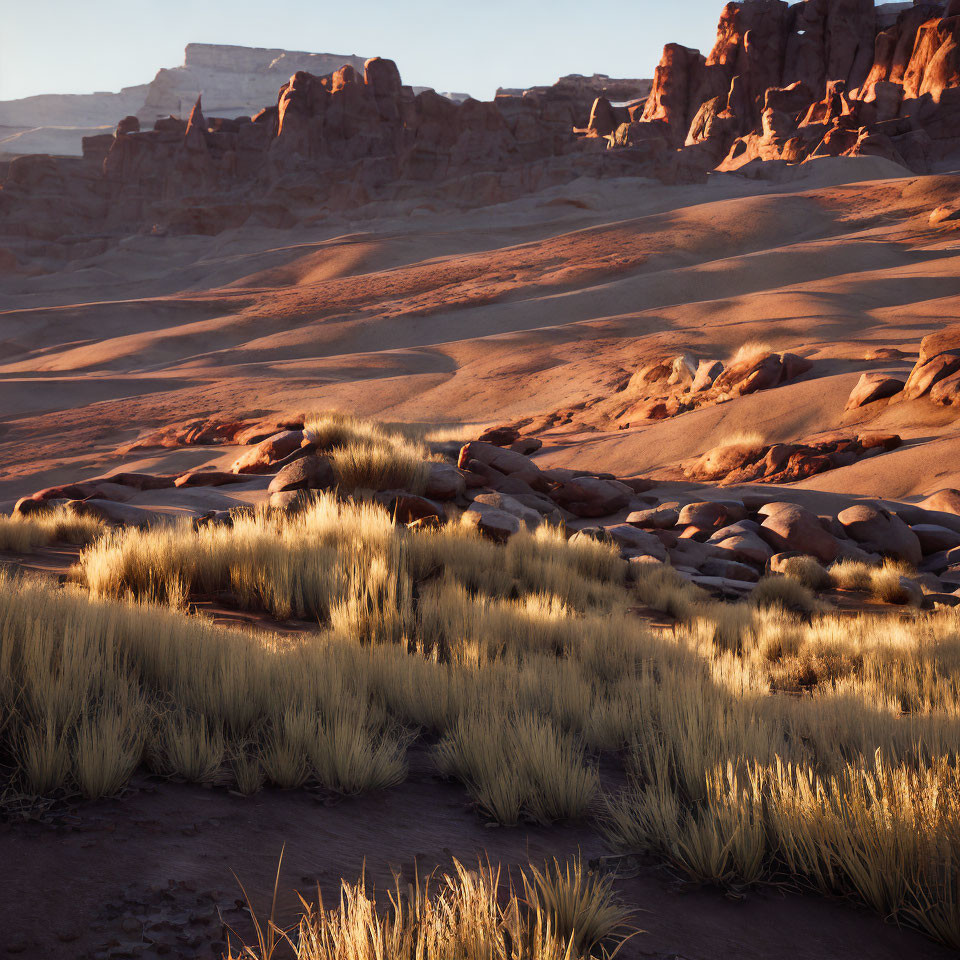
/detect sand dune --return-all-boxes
[3,161,960,504]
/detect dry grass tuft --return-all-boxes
[731,340,774,365]
[829,559,876,592]
[227,856,635,960]
[302,411,438,494]
[830,558,918,605]
[0,507,104,552]
[751,575,818,615]
[778,555,832,591]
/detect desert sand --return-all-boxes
[3,157,959,511]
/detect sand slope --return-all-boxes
[2,158,959,503]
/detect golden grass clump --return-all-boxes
[0,506,104,552]
[436,711,599,824]
[751,575,818,615]
[228,856,635,960]
[731,340,775,365]
[302,411,439,494]
[829,559,875,591]
[829,558,920,605]
[777,555,832,591]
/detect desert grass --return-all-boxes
[78,493,626,624]
[751,574,818,614]
[302,411,442,494]
[0,506,104,552]
[230,856,634,960]
[730,340,775,365]
[776,554,832,591]
[7,485,960,946]
[829,558,920,605]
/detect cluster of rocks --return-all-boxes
[13,412,960,610]
[588,0,960,176]
[684,432,902,485]
[252,423,649,539]
[580,493,960,606]
[845,324,960,411]
[616,347,812,424]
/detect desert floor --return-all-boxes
[3,155,960,957]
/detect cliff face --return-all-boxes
[0,57,673,254]
[0,43,368,158]
[593,0,960,174]
[137,43,368,124]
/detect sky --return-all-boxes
[2,0,729,103]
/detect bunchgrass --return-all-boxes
[4,432,960,948]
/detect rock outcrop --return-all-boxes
[0,58,674,248]
[599,0,960,176]
[0,43,367,158]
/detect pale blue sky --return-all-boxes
[3,0,732,102]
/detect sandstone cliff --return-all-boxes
[591,0,960,176]
[0,43,367,158]
[0,56,678,254]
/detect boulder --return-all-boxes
[691,359,724,392]
[625,506,680,529]
[601,524,668,560]
[65,499,164,527]
[929,371,960,406]
[706,519,761,542]
[689,575,755,599]
[97,472,177,490]
[677,500,747,530]
[269,490,313,513]
[713,533,773,566]
[780,353,814,382]
[549,477,631,518]
[677,501,731,529]
[231,430,305,474]
[460,503,522,542]
[714,352,784,396]
[844,373,905,410]
[424,462,467,500]
[510,493,565,523]
[837,503,922,566]
[387,493,442,524]
[175,471,252,488]
[458,441,541,480]
[699,558,760,583]
[267,455,335,494]
[669,538,729,567]
[471,492,542,529]
[903,337,960,398]
[758,502,841,563]
[910,523,960,554]
[17,482,106,506]
[940,566,960,586]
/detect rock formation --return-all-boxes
[0,43,367,158]
[0,57,675,251]
[593,0,960,176]
[496,74,653,129]
[12,1,960,252]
